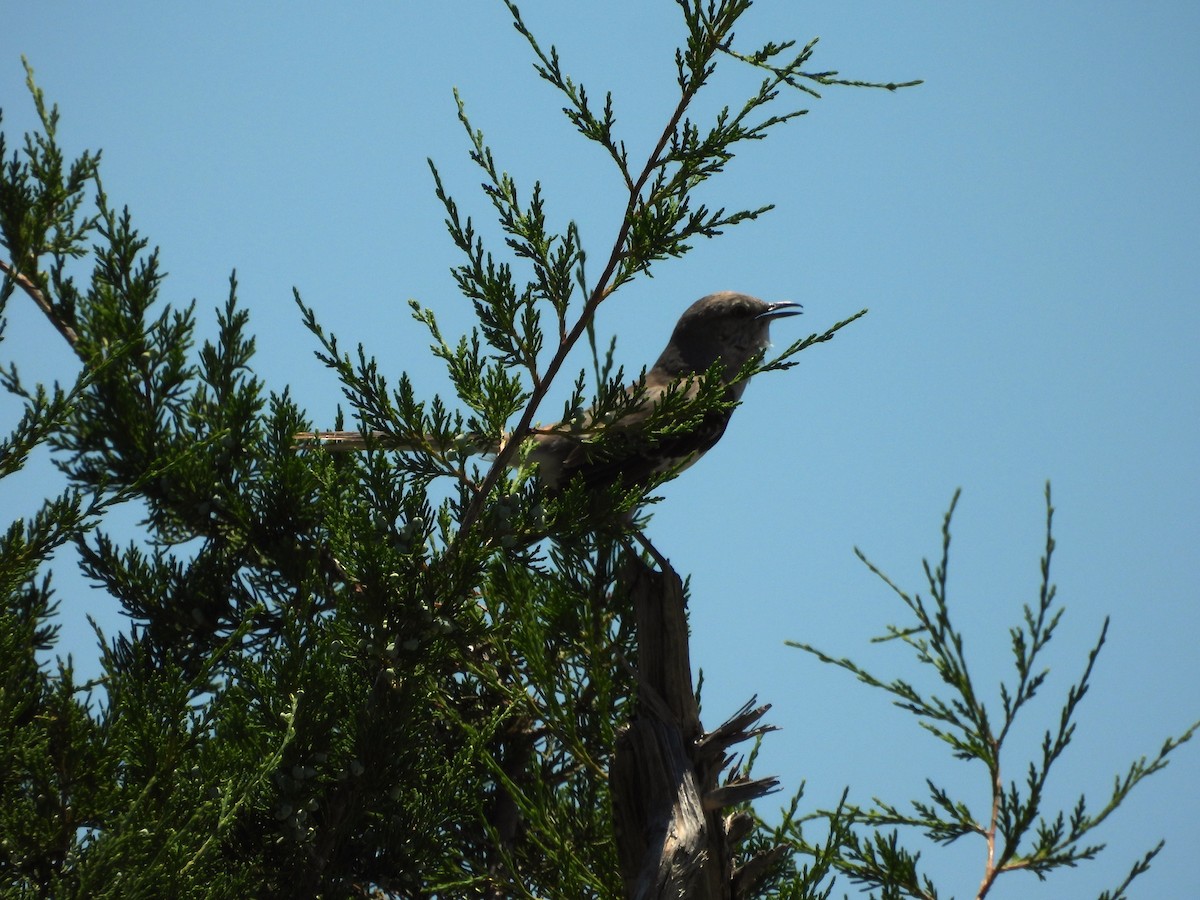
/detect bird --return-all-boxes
[295,291,801,492]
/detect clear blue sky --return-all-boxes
[4,3,1198,896]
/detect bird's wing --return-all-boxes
[530,397,732,491]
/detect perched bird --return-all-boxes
[296,291,801,491]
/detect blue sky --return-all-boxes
[4,2,1198,896]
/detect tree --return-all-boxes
[1,3,1193,898]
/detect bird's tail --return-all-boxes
[293,431,391,451]
[293,430,505,455]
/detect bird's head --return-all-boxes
[653,291,802,391]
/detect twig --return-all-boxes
[456,34,708,541]
[0,258,80,349]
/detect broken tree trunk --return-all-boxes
[610,552,785,899]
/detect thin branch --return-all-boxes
[1,258,80,348]
[455,23,714,540]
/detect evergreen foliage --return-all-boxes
[1,4,1192,898]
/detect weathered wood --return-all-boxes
[612,716,721,899]
[611,552,786,900]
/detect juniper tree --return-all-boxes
[1,3,1194,899]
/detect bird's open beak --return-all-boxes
[757,301,803,320]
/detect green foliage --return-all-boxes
[781,486,1199,898]
[3,4,883,895]
[0,3,1187,899]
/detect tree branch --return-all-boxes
[1,258,80,349]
